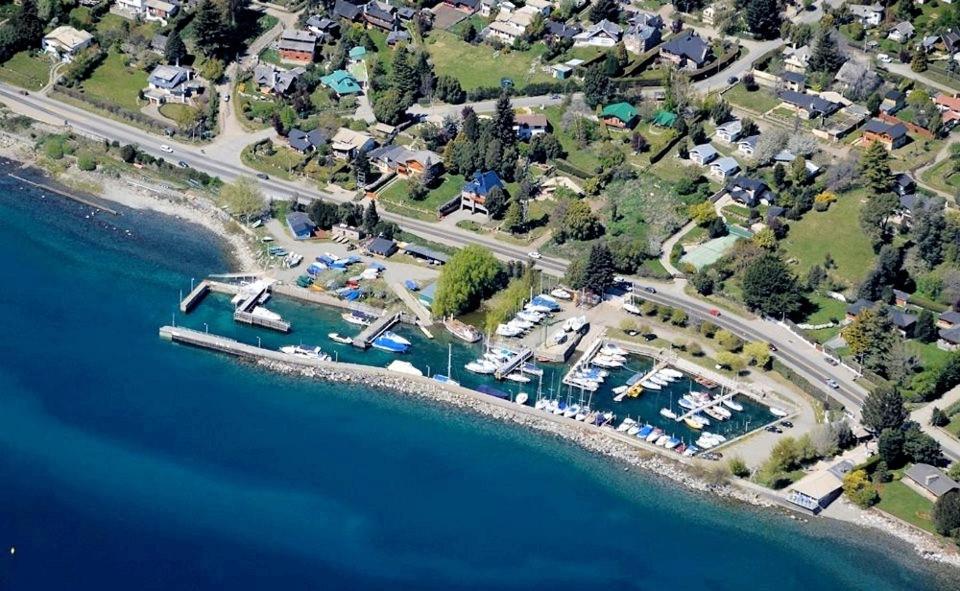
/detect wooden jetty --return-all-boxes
[353,311,401,349]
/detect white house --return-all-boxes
[330,128,376,160]
[42,26,94,62]
[513,114,548,140]
[888,21,915,43]
[715,119,743,143]
[849,3,884,27]
[689,143,718,165]
[573,19,622,48]
[710,156,740,180]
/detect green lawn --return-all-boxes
[425,31,553,90]
[240,143,307,180]
[723,82,780,114]
[378,173,465,221]
[948,413,960,438]
[258,48,282,65]
[80,52,147,111]
[890,138,944,172]
[0,51,51,91]
[803,294,847,325]
[906,339,953,371]
[158,103,200,126]
[920,157,960,196]
[877,479,936,534]
[541,106,602,172]
[780,190,875,287]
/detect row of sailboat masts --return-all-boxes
[673,385,739,422]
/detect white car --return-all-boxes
[877,53,892,64]
[160,144,174,153]
[528,251,542,259]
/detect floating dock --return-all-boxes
[494,347,533,380]
[353,311,401,349]
[231,279,291,333]
[561,331,606,389]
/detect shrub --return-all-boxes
[729,457,750,478]
[77,151,97,171]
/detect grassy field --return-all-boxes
[541,106,602,172]
[425,31,553,90]
[378,174,465,221]
[240,143,306,180]
[920,158,960,195]
[158,103,200,126]
[780,190,875,287]
[80,52,148,111]
[889,138,944,172]
[877,479,936,534]
[0,51,51,91]
[723,82,780,114]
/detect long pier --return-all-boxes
[494,347,533,380]
[561,330,606,388]
[353,311,401,349]
[179,280,211,313]
[674,390,740,422]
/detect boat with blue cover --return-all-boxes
[372,336,409,353]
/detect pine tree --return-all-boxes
[583,63,610,107]
[745,0,782,40]
[502,198,524,234]
[164,30,188,65]
[808,27,843,74]
[492,93,516,147]
[859,141,893,194]
[861,386,907,433]
[584,243,615,294]
[363,201,380,234]
[193,0,231,58]
[915,309,937,343]
[485,186,508,219]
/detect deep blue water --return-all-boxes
[0,172,956,590]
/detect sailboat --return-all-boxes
[433,344,460,386]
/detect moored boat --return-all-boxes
[660,407,678,420]
[641,380,662,390]
[387,360,423,376]
[328,332,352,344]
[684,417,705,430]
[769,406,788,417]
[723,397,744,412]
[515,392,529,405]
[443,317,483,343]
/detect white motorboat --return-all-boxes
[723,398,744,412]
[496,324,523,337]
[641,380,662,390]
[646,428,663,443]
[692,413,711,426]
[627,424,642,436]
[515,392,529,405]
[510,317,535,329]
[252,306,283,322]
[550,288,572,300]
[506,372,531,383]
[660,407,678,420]
[769,406,788,417]
[563,404,580,418]
[382,331,411,346]
[655,435,671,447]
[328,332,352,344]
[567,378,599,392]
[655,370,677,382]
[279,345,330,361]
[601,344,629,357]
[660,368,684,379]
[525,303,553,314]
[713,405,732,419]
[612,385,628,395]
[623,302,641,315]
[649,376,669,386]
[591,356,623,369]
[703,406,727,421]
[516,310,543,323]
[387,360,423,376]
[465,361,496,374]
[617,418,637,432]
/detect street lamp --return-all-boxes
[204,323,209,333]
[257,336,261,348]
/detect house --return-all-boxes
[624,21,662,54]
[834,61,880,95]
[934,94,960,126]
[144,65,202,105]
[253,64,306,95]
[862,118,908,150]
[367,145,443,177]
[849,3,884,27]
[780,71,806,92]
[921,34,940,53]
[903,464,959,501]
[145,0,178,23]
[573,19,623,48]
[710,156,740,180]
[783,44,810,72]
[776,90,841,119]
[894,192,934,227]
[306,15,340,40]
[737,134,760,157]
[363,1,399,31]
[402,243,449,265]
[888,21,914,43]
[943,29,960,53]
[396,6,415,20]
[461,170,504,215]
[890,309,917,337]
[333,0,364,22]
[689,143,718,165]
[330,127,376,160]
[149,34,168,55]
[445,0,481,12]
[525,0,552,14]
[514,114,549,139]
[487,19,527,44]
[786,461,853,513]
[286,211,316,240]
[545,21,582,42]
[287,128,328,153]
[892,289,910,308]
[278,30,318,63]
[727,177,774,207]
[42,26,94,61]
[846,298,874,320]
[938,327,960,351]
[601,102,639,129]
[894,172,916,196]
[715,119,743,143]
[366,237,398,257]
[660,30,711,69]
[321,70,363,96]
[349,46,367,62]
[332,223,365,241]
[937,310,960,330]
[880,89,905,115]
[774,149,821,176]
[551,63,573,79]
[115,0,145,14]
[386,29,411,45]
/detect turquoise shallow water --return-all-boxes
[0,169,957,590]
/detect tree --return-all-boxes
[492,93,516,148]
[484,185,509,219]
[164,30,188,65]
[462,21,477,43]
[589,0,619,23]
[631,131,650,154]
[931,407,950,427]
[862,386,907,433]
[746,0,782,39]
[119,144,137,163]
[432,246,504,316]
[915,309,937,343]
[752,227,777,250]
[858,192,899,246]
[859,141,893,194]
[911,50,928,73]
[583,63,611,107]
[583,243,615,293]
[741,253,804,317]
[878,428,906,467]
[903,422,943,465]
[219,177,265,222]
[691,269,715,295]
[743,341,771,368]
[192,0,231,58]
[502,198,524,234]
[728,457,750,477]
[670,308,688,326]
[308,200,339,230]
[710,99,732,124]
[914,205,946,267]
[933,490,960,537]
[715,351,746,372]
[363,201,380,234]
[843,308,896,374]
[842,469,879,508]
[715,329,742,352]
[808,26,843,74]
[688,200,718,225]
[373,89,406,125]
[557,199,603,242]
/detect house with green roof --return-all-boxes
[601,102,639,129]
[321,70,362,96]
[651,110,677,127]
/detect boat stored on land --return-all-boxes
[387,360,423,376]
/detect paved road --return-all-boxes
[910,386,960,462]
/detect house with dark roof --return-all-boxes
[545,20,582,42]
[601,102,639,128]
[333,0,364,22]
[888,21,914,43]
[776,90,841,119]
[862,118,908,150]
[287,128,328,153]
[881,89,905,115]
[306,15,340,39]
[387,29,411,45]
[890,309,917,337]
[278,29,318,63]
[726,177,774,207]
[286,211,316,239]
[363,1,398,31]
[780,71,805,92]
[402,243,449,265]
[659,30,711,69]
[624,14,662,54]
[573,19,623,47]
[444,0,481,12]
[892,289,910,308]
[145,65,201,105]
[367,145,442,177]
[894,172,916,196]
[254,64,306,95]
[938,310,960,330]
[461,170,504,215]
[846,298,874,320]
[938,327,960,351]
[904,463,959,500]
[366,236,398,257]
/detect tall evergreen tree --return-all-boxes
[745,0,782,40]
[583,63,611,107]
[916,309,937,343]
[363,201,380,234]
[861,386,907,433]
[193,0,231,58]
[491,93,516,147]
[584,243,615,294]
[485,186,508,219]
[164,30,188,65]
[808,27,843,74]
[859,140,893,194]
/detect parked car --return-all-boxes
[222,93,230,102]
[765,425,783,434]
[768,343,777,351]
[780,420,794,429]
[826,378,840,389]
[177,160,189,168]
[877,53,892,64]
[825,356,839,366]
[727,75,738,84]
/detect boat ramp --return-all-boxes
[352,311,402,349]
